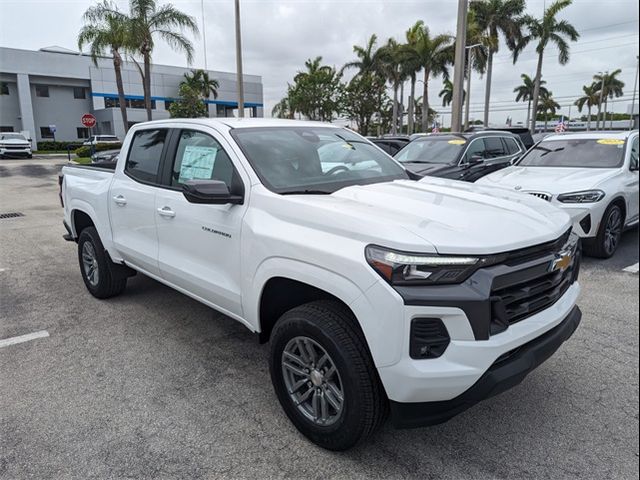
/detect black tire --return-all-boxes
[269,300,387,451]
[583,203,624,258]
[77,227,127,298]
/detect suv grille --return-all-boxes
[491,249,579,329]
[527,192,551,202]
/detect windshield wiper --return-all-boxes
[280,189,333,195]
[539,147,565,157]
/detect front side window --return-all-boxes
[396,137,467,165]
[35,85,49,97]
[519,138,626,168]
[232,127,408,194]
[170,130,238,189]
[125,129,167,183]
[462,139,486,162]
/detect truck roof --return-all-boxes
[129,118,341,131]
[543,130,638,141]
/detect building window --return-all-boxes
[77,127,90,139]
[103,95,155,109]
[0,126,14,132]
[104,96,119,108]
[164,100,174,110]
[73,87,86,99]
[40,126,54,138]
[100,121,112,135]
[0,82,8,95]
[35,85,49,97]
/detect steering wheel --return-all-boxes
[324,165,350,176]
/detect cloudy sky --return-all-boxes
[1,0,638,125]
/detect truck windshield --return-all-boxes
[395,137,466,164]
[518,138,626,168]
[231,127,408,194]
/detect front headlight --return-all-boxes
[365,245,482,285]
[557,190,605,203]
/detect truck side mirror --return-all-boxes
[182,180,244,205]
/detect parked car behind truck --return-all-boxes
[60,119,581,450]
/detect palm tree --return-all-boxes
[411,21,454,132]
[78,1,133,133]
[341,34,384,76]
[514,0,579,133]
[514,73,548,128]
[537,90,561,132]
[272,97,294,119]
[574,83,599,131]
[593,69,625,130]
[182,69,218,116]
[400,21,425,134]
[439,78,466,108]
[379,38,404,134]
[128,0,199,121]
[471,0,525,127]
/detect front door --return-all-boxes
[109,128,169,276]
[154,127,248,317]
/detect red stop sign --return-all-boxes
[81,113,96,128]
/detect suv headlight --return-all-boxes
[557,190,605,203]
[365,245,482,285]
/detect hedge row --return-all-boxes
[74,143,123,158]
[37,141,85,151]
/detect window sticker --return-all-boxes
[596,139,625,146]
[178,145,218,183]
[448,139,466,145]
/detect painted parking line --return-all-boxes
[622,262,639,273]
[0,330,49,349]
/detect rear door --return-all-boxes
[109,128,169,276]
[154,126,249,317]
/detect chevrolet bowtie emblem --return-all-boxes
[550,254,572,272]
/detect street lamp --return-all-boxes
[464,43,483,130]
[630,56,639,131]
[234,0,245,118]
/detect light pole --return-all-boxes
[450,0,468,133]
[597,70,607,130]
[201,0,208,70]
[464,43,482,130]
[234,0,245,118]
[630,56,639,130]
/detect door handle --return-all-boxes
[157,206,176,218]
[113,195,127,206]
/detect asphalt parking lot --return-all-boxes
[1,157,638,479]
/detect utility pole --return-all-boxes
[464,43,482,130]
[201,0,208,70]
[451,0,468,133]
[234,0,245,118]
[630,56,639,130]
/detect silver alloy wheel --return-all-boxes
[281,336,344,426]
[81,241,99,287]
[604,207,622,255]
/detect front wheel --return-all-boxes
[584,203,624,258]
[77,227,127,298]
[269,300,387,451]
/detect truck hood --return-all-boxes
[271,178,570,255]
[400,162,453,176]
[477,166,619,195]
[0,138,30,147]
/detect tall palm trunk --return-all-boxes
[483,50,494,127]
[604,98,609,130]
[399,81,405,133]
[112,50,128,133]
[530,51,544,133]
[408,76,416,134]
[142,46,152,121]
[525,99,531,129]
[595,102,602,130]
[586,105,591,131]
[392,82,399,135]
[421,70,430,132]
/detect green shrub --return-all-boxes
[74,142,122,158]
[37,140,84,151]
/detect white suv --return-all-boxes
[478,131,639,258]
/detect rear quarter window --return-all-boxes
[125,129,168,183]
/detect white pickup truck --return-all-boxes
[60,118,582,450]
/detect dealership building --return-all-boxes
[0,46,264,148]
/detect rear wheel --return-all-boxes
[269,300,387,451]
[77,227,127,298]
[584,203,624,258]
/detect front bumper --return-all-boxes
[557,202,607,238]
[389,305,581,428]
[0,147,31,158]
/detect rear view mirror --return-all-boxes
[182,180,243,205]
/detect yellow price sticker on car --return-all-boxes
[596,139,625,145]
[448,139,467,145]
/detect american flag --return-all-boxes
[431,121,440,133]
[555,116,567,133]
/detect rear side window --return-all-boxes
[125,129,167,183]
[503,137,521,155]
[170,130,237,188]
[483,137,506,158]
